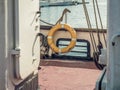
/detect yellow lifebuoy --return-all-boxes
[47,24,77,53]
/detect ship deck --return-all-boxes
[38,59,101,90]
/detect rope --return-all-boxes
[92,0,106,69]
[82,0,98,53]
[55,8,71,25]
[94,0,107,47]
[82,0,104,70]
[93,0,103,54]
[40,19,54,26]
[93,0,100,43]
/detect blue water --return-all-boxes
[40,0,107,28]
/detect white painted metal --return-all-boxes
[0,0,40,90]
[96,68,107,90]
[14,0,40,79]
[107,0,120,89]
[99,48,107,65]
[0,1,7,90]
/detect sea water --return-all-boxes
[40,0,107,28]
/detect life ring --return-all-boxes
[47,24,77,53]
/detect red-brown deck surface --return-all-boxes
[38,59,101,90]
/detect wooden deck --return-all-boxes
[38,59,101,90]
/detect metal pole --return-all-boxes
[107,0,120,89]
[0,0,7,90]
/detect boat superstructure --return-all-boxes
[1,0,120,90]
[0,0,40,90]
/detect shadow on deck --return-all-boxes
[40,59,97,69]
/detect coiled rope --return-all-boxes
[39,33,50,58]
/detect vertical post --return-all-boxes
[0,0,7,90]
[107,0,120,89]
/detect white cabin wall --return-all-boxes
[17,0,40,79]
[0,0,40,90]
